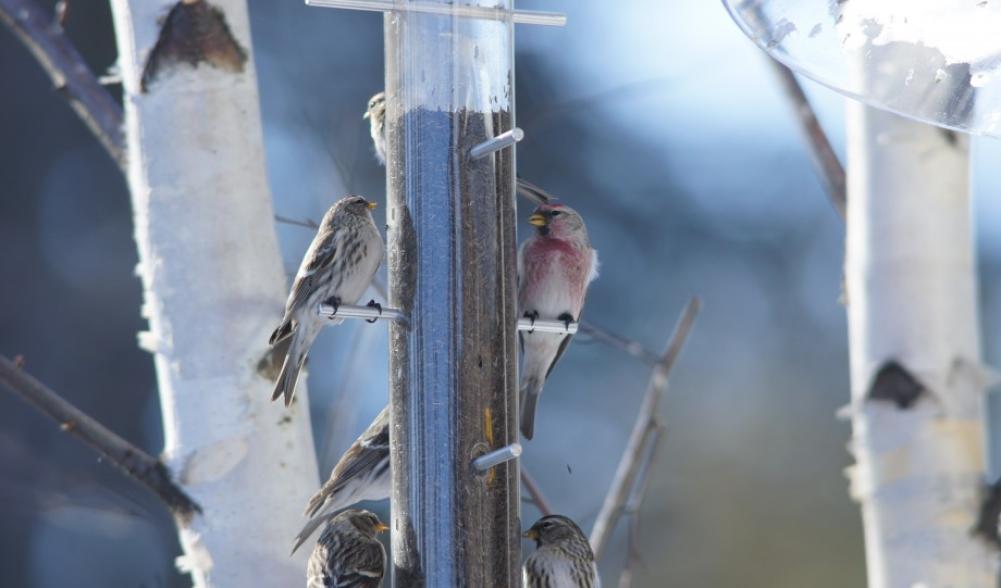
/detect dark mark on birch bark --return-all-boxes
[867,360,925,409]
[141,0,247,93]
[939,127,959,148]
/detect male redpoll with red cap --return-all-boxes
[269,195,383,406]
[292,406,390,554]
[306,509,388,588]
[518,204,597,439]
[523,514,600,588]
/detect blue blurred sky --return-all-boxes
[6,0,1001,586]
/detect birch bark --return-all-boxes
[109,1,319,584]
[845,102,996,586]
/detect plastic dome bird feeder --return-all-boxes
[723,0,1001,136]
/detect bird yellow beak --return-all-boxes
[376,522,389,533]
[363,111,371,120]
[367,201,378,210]
[523,529,539,540]
[528,213,547,227]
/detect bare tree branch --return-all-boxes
[623,423,663,514]
[618,423,663,588]
[0,0,125,171]
[768,60,846,219]
[589,298,700,559]
[274,214,319,229]
[578,322,659,367]
[0,355,199,519]
[520,466,554,517]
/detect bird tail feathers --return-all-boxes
[272,347,306,407]
[304,483,340,517]
[291,512,332,556]
[269,319,294,346]
[520,376,544,440]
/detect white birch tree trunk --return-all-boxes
[109,1,319,585]
[845,102,997,586]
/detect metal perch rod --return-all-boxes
[472,443,522,472]
[305,0,567,26]
[517,318,578,334]
[318,304,576,334]
[470,128,524,159]
[317,302,407,323]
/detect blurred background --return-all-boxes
[5,0,1001,586]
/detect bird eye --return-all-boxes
[550,210,562,217]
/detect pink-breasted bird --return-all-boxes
[518,204,597,440]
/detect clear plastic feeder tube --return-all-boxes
[384,2,520,586]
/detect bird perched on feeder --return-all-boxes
[293,406,390,554]
[523,514,600,588]
[361,91,552,205]
[306,509,388,588]
[363,91,387,165]
[518,204,597,439]
[269,195,384,406]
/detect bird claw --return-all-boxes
[366,299,383,323]
[324,297,342,316]
[523,311,539,333]
[558,312,574,331]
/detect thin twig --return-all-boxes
[589,298,699,559]
[520,467,555,516]
[623,424,663,514]
[578,322,659,367]
[768,61,846,218]
[274,214,319,229]
[618,424,664,588]
[617,515,641,588]
[0,0,125,170]
[0,355,200,519]
[516,177,554,204]
[741,3,845,218]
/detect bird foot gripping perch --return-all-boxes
[317,300,408,325]
[516,316,579,335]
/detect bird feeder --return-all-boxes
[724,0,1001,135]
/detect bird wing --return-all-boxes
[330,412,389,491]
[307,407,390,516]
[545,333,573,379]
[286,228,339,315]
